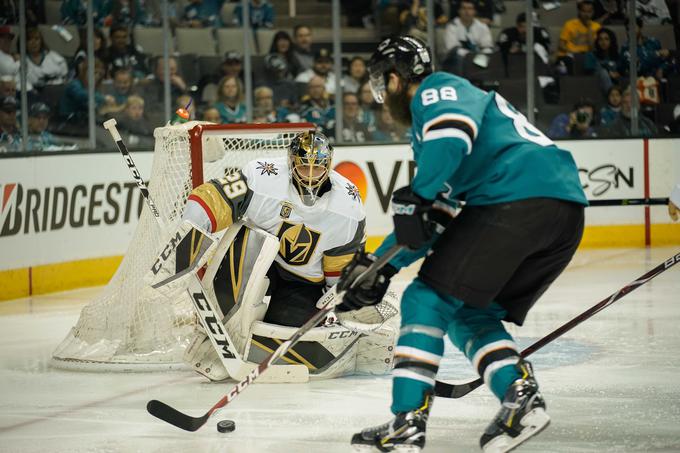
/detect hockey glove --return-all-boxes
[335,251,398,312]
[392,185,435,250]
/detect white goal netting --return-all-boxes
[51,121,313,371]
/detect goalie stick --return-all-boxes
[146,244,403,432]
[434,250,680,399]
[588,197,669,207]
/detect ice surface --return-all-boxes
[1,247,679,452]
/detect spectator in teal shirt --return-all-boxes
[619,18,675,79]
[60,0,111,26]
[214,76,246,124]
[234,0,275,28]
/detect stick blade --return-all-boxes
[434,378,483,399]
[147,399,208,432]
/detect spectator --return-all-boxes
[201,106,221,123]
[603,86,658,137]
[557,0,601,72]
[114,95,154,146]
[357,80,378,131]
[299,75,333,130]
[213,76,246,124]
[629,0,672,25]
[104,0,151,27]
[335,92,372,143]
[0,95,20,152]
[26,102,64,151]
[102,67,136,108]
[106,25,149,80]
[73,28,109,72]
[58,58,115,132]
[619,18,675,80]
[343,56,368,94]
[584,27,621,93]
[291,25,314,74]
[0,26,19,80]
[60,0,110,26]
[450,0,494,25]
[260,54,298,108]
[662,104,680,134]
[182,0,223,27]
[295,48,337,95]
[399,0,447,43]
[200,51,243,104]
[443,0,494,74]
[547,99,598,138]
[593,0,624,24]
[233,0,275,29]
[268,31,300,77]
[26,27,68,90]
[254,86,299,123]
[372,105,408,142]
[497,13,551,66]
[599,86,622,126]
[140,56,187,112]
[0,75,16,100]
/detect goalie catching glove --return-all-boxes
[332,250,398,312]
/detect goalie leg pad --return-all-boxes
[184,328,230,381]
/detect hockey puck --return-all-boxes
[217,419,236,433]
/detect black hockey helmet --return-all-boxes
[367,36,433,104]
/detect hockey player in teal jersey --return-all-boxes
[334,36,588,452]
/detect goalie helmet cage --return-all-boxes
[51,122,314,371]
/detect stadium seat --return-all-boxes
[216,28,255,56]
[645,25,676,50]
[134,27,174,57]
[176,28,217,56]
[220,2,237,26]
[256,28,277,55]
[558,75,604,104]
[463,52,507,81]
[38,25,80,57]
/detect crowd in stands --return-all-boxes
[0,0,679,152]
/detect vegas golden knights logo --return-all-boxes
[279,202,293,219]
[276,221,321,266]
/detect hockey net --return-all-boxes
[51,122,314,371]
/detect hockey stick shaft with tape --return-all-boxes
[147,244,404,431]
[588,197,668,207]
[434,250,680,398]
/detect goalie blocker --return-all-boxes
[145,220,399,382]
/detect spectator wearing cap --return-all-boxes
[182,0,224,27]
[299,75,333,130]
[106,25,149,80]
[234,0,275,29]
[268,31,301,78]
[199,52,243,104]
[259,54,298,109]
[213,76,246,124]
[295,48,337,95]
[26,102,61,151]
[0,96,21,152]
[0,26,20,80]
[26,27,68,90]
[342,56,368,95]
[291,25,314,74]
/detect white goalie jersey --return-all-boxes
[184,156,366,287]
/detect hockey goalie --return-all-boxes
[146,130,399,383]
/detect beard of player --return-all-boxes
[385,79,413,126]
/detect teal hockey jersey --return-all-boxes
[408,72,587,206]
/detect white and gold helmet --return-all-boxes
[289,131,333,206]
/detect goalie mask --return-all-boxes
[367,36,433,104]
[289,131,333,206]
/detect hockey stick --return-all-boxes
[146,244,403,431]
[103,118,252,379]
[434,250,680,399]
[588,197,669,207]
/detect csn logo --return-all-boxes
[579,165,634,196]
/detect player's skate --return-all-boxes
[480,360,550,453]
[350,392,432,452]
